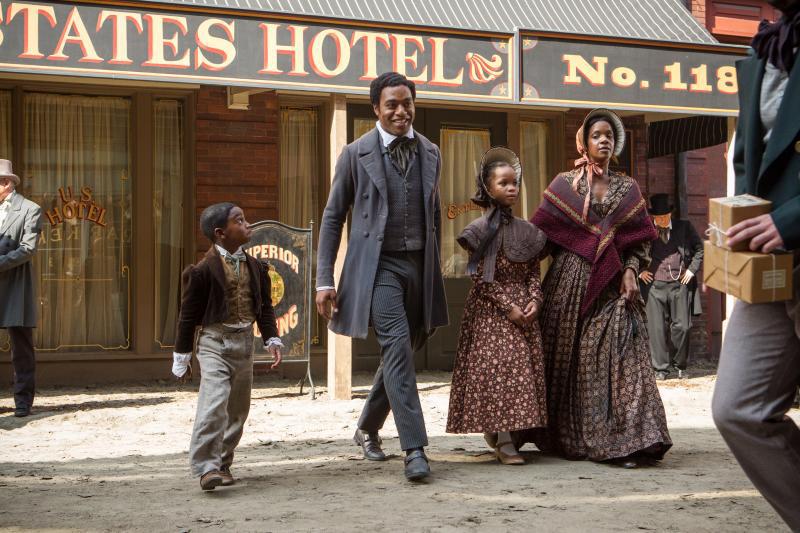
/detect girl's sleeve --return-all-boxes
[471,262,515,314]
[527,259,543,308]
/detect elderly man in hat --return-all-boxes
[639,193,703,381]
[0,159,42,417]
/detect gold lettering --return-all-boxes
[142,14,191,68]
[45,207,62,226]
[49,7,103,62]
[309,29,350,78]
[195,18,236,71]
[259,23,308,76]
[429,37,463,87]
[97,10,144,65]
[562,54,607,86]
[391,34,428,83]
[7,3,58,59]
[351,31,390,80]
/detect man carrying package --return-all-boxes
[711,1,800,529]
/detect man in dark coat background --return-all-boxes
[316,72,448,481]
[0,159,42,418]
[711,0,800,529]
[639,193,704,380]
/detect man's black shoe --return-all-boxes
[13,406,31,417]
[353,429,386,461]
[404,449,430,481]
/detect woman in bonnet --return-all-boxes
[446,147,548,465]
[519,109,672,468]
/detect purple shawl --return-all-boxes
[531,174,656,315]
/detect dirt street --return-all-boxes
[0,370,796,532]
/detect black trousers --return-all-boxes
[6,327,36,408]
[358,251,428,451]
[646,281,692,372]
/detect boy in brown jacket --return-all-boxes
[172,202,282,490]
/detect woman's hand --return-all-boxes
[507,305,527,327]
[523,300,540,322]
[619,268,640,301]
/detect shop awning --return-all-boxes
[647,116,729,158]
[141,0,718,45]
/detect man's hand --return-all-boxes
[523,300,540,322]
[315,289,338,320]
[639,271,654,284]
[172,353,192,384]
[507,304,527,328]
[680,270,694,285]
[620,268,640,301]
[726,214,785,253]
[269,346,282,370]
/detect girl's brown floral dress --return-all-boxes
[447,247,547,433]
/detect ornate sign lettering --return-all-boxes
[0,1,513,101]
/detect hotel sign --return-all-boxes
[0,1,513,101]
[521,35,747,115]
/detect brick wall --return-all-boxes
[689,0,707,27]
[194,87,279,258]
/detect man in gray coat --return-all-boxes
[0,159,42,417]
[316,72,448,481]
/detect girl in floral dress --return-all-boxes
[446,147,548,465]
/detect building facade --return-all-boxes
[0,0,747,386]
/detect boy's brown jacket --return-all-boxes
[174,246,278,354]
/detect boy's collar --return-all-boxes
[214,244,245,258]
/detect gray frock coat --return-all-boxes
[316,128,449,339]
[0,192,42,328]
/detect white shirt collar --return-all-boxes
[215,244,244,258]
[0,190,15,207]
[375,121,415,148]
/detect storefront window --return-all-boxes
[439,127,490,278]
[279,107,318,229]
[153,100,184,347]
[0,90,10,158]
[24,93,132,351]
[353,118,373,140]
[520,120,550,219]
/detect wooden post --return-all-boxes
[326,94,352,400]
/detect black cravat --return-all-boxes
[387,136,418,173]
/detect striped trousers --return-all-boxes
[358,251,429,451]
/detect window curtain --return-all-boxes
[279,107,317,229]
[0,91,10,158]
[153,100,183,347]
[24,93,131,351]
[439,127,490,278]
[353,118,374,140]
[519,121,550,220]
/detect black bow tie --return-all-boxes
[388,135,416,151]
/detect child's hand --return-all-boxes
[269,346,283,370]
[172,352,192,384]
[507,305,527,327]
[523,300,540,322]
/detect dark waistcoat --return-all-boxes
[382,148,426,252]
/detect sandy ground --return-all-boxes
[0,369,796,532]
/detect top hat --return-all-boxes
[0,159,20,186]
[649,193,673,216]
